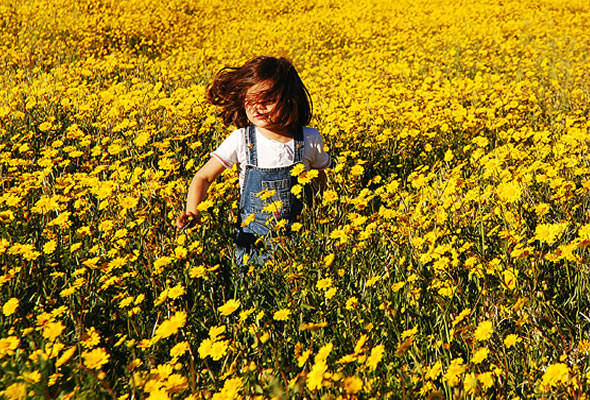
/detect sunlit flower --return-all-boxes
[273,308,291,321]
[474,320,493,342]
[535,222,568,245]
[211,377,243,400]
[81,327,101,349]
[2,298,19,316]
[443,358,466,387]
[343,376,363,394]
[2,382,27,400]
[218,299,241,316]
[316,277,332,290]
[541,363,570,388]
[43,240,58,255]
[471,347,489,364]
[425,361,442,380]
[82,347,110,370]
[504,334,520,348]
[496,181,521,203]
[0,336,20,358]
[43,321,65,341]
[306,361,327,391]
[366,344,385,371]
[56,346,77,367]
[168,284,186,299]
[154,311,187,339]
[170,341,190,359]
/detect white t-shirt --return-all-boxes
[211,126,331,189]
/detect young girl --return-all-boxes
[176,56,331,266]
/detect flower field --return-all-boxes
[1,0,590,398]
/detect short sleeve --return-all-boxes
[304,127,331,170]
[211,129,241,169]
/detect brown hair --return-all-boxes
[207,56,312,132]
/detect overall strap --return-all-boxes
[245,125,258,166]
[293,126,304,163]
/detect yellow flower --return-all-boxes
[218,299,241,316]
[262,200,283,214]
[535,222,568,245]
[43,240,58,255]
[471,347,489,364]
[291,345,309,369]
[168,284,186,299]
[2,382,27,400]
[56,346,77,367]
[350,165,364,177]
[345,296,358,310]
[478,371,494,389]
[165,374,188,393]
[463,372,478,395]
[257,189,277,201]
[189,265,206,278]
[322,190,338,206]
[316,277,332,290]
[443,358,466,387]
[366,345,385,371]
[22,370,41,384]
[291,222,303,232]
[82,347,110,370]
[306,361,327,391]
[291,184,303,196]
[297,170,318,185]
[170,342,190,359]
[211,377,243,400]
[39,121,53,131]
[290,163,305,176]
[239,308,255,323]
[81,327,101,348]
[474,320,493,342]
[324,253,335,267]
[496,181,521,203]
[198,338,214,359]
[541,363,570,388]
[153,256,174,274]
[343,376,363,394]
[425,361,442,380]
[504,334,520,348]
[0,336,20,358]
[154,311,187,340]
[43,321,65,341]
[241,213,255,227]
[273,308,291,321]
[316,342,333,363]
[209,340,229,361]
[2,298,19,316]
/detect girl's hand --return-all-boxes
[176,212,200,230]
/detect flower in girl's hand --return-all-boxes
[263,200,283,214]
[290,164,305,177]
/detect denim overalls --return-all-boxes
[234,125,307,267]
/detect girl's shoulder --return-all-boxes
[302,126,323,139]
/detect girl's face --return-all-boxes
[244,81,277,129]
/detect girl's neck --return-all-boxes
[256,126,293,144]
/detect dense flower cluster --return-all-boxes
[0,0,589,398]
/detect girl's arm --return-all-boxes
[176,157,226,229]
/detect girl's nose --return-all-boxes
[257,104,271,114]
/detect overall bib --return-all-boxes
[235,125,307,267]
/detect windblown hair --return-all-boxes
[207,56,312,132]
